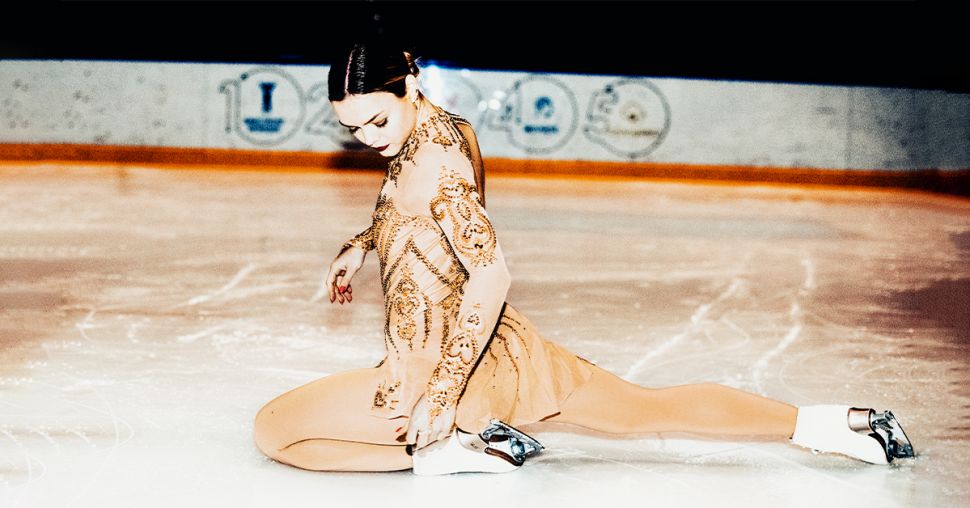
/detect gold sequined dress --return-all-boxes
[341,98,595,434]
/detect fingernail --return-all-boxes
[339,285,346,293]
[395,426,403,432]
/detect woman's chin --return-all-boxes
[378,145,401,157]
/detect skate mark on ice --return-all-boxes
[624,270,746,381]
[775,342,859,405]
[125,317,151,344]
[211,281,300,302]
[751,302,802,392]
[63,379,135,507]
[75,308,98,345]
[176,324,232,344]
[0,425,48,500]
[35,313,139,507]
[752,252,813,392]
[645,315,754,373]
[174,262,258,307]
[74,303,149,346]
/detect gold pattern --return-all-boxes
[386,101,472,186]
[373,380,400,410]
[366,100,497,418]
[341,224,375,254]
[429,167,497,268]
[426,304,485,421]
[383,263,436,355]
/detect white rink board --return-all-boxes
[1,59,968,170]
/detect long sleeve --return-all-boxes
[340,223,376,254]
[399,141,512,425]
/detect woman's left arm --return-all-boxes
[400,142,511,444]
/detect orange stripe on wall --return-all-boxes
[2,143,968,198]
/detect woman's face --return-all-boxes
[331,84,418,157]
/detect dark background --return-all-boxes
[2,1,966,93]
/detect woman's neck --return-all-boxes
[414,92,433,126]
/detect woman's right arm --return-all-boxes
[327,222,375,304]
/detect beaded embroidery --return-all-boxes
[366,100,499,418]
[386,101,472,186]
[341,224,375,254]
[429,167,497,268]
[373,380,401,410]
[426,304,485,421]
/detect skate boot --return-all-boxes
[790,405,915,465]
[411,419,544,475]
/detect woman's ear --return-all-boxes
[405,74,420,103]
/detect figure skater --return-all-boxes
[253,42,914,474]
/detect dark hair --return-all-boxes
[328,42,420,101]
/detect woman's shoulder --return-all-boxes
[393,101,478,212]
[446,110,472,127]
[409,103,475,168]
[397,141,476,216]
[406,101,470,154]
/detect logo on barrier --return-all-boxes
[487,75,578,154]
[303,80,358,147]
[219,67,306,146]
[583,79,670,159]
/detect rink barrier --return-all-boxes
[1,142,967,198]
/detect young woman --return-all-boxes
[252,42,914,475]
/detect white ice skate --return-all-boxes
[790,405,915,465]
[411,419,544,475]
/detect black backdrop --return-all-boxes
[2,1,966,93]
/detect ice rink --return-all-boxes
[1,163,968,507]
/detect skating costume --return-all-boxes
[341,100,595,434]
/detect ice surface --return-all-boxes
[1,164,969,507]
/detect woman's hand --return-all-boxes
[406,392,456,450]
[326,245,366,304]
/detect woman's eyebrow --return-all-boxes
[338,112,383,128]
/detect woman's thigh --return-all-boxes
[254,367,405,453]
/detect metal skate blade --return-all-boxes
[480,419,545,462]
[872,410,915,459]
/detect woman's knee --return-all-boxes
[254,399,290,458]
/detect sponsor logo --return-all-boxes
[583,79,670,159]
[219,67,306,146]
[487,75,578,154]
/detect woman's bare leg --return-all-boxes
[536,363,797,439]
[253,368,412,472]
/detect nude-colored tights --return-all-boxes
[253,364,798,472]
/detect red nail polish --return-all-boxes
[395,426,403,432]
[338,286,346,293]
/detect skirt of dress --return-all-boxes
[454,302,597,434]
